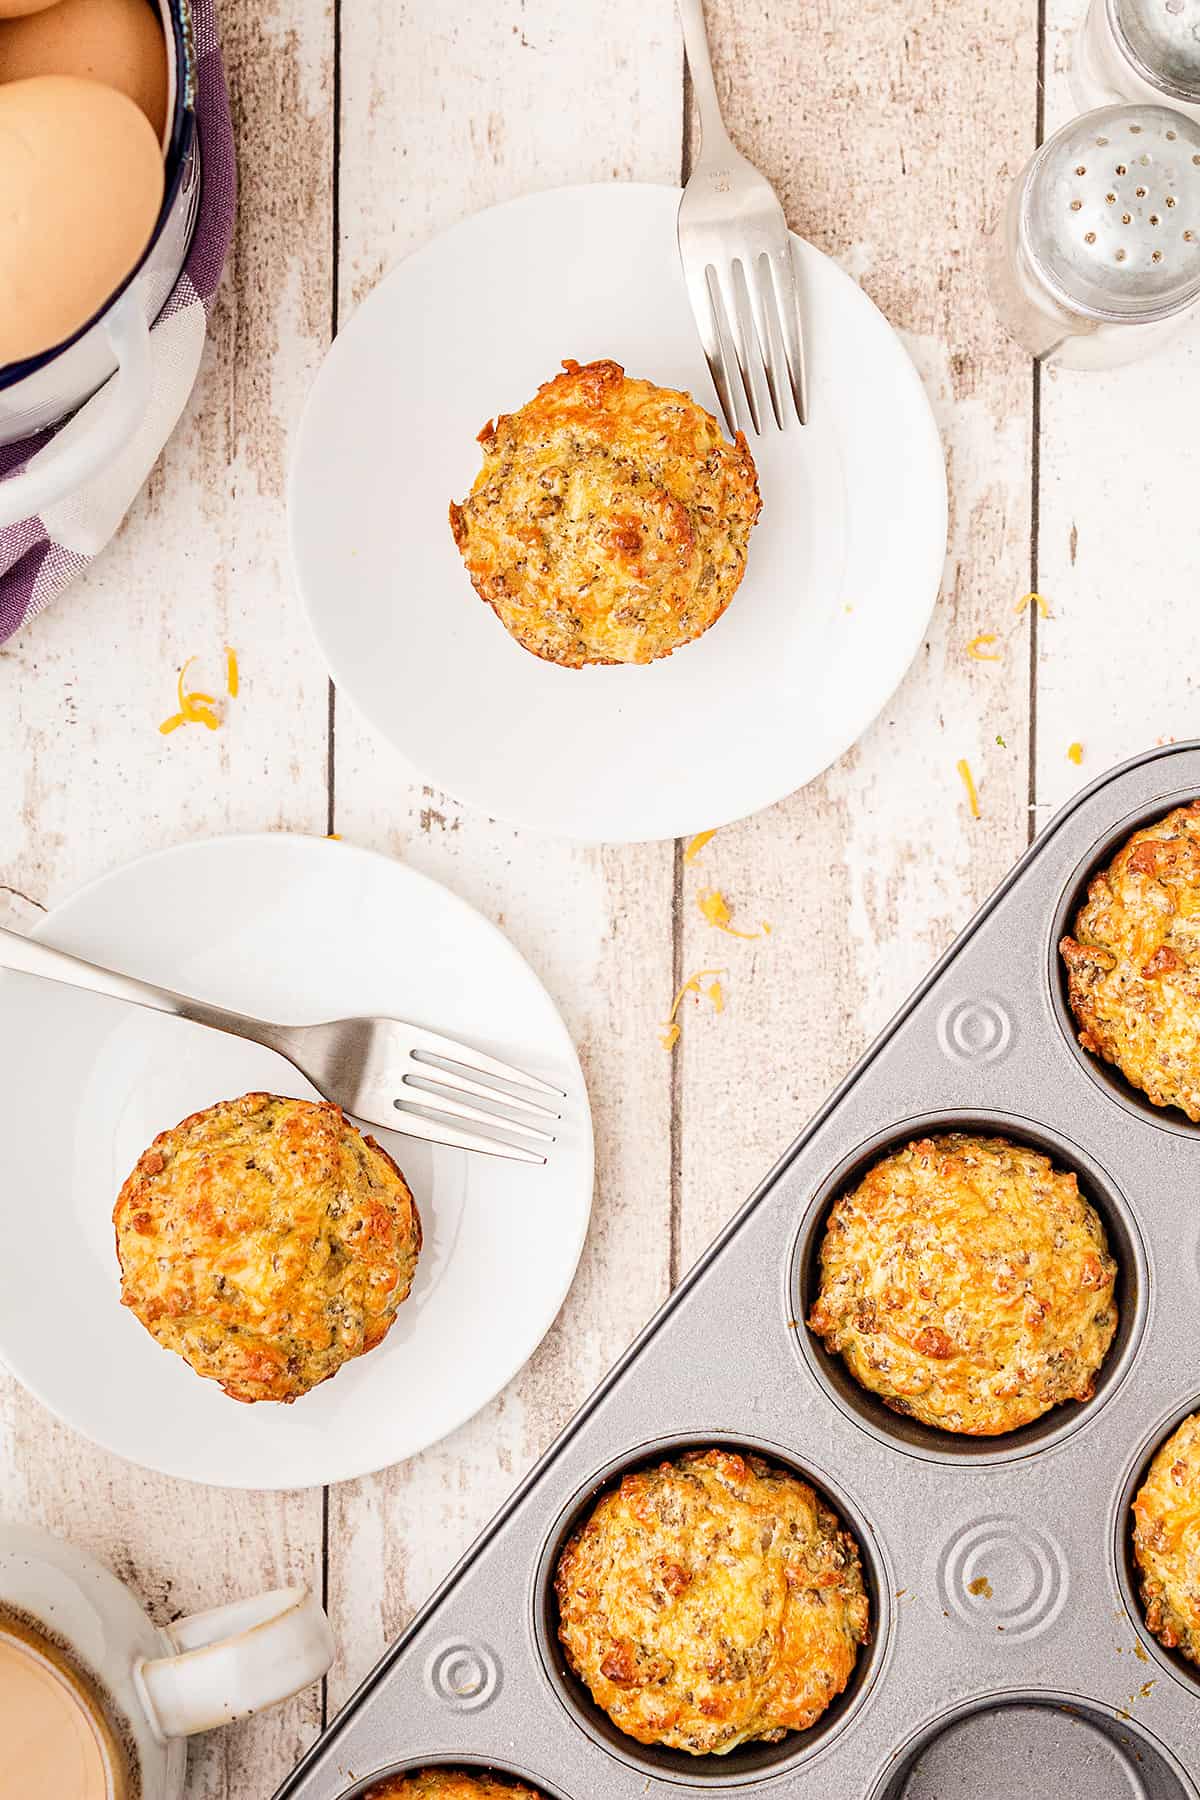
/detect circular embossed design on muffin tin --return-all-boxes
[531,1431,892,1788]
[936,996,1014,1064]
[334,1756,571,1799]
[1049,787,1200,1139]
[1113,1390,1200,1700]
[426,1641,502,1712]
[936,1515,1067,1641]
[790,1110,1149,1466]
[866,1690,1198,1800]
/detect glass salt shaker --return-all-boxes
[1072,0,1200,121]
[987,102,1200,367]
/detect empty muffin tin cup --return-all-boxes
[532,1432,891,1788]
[1049,788,1200,1138]
[1113,1390,1200,1697]
[791,1111,1148,1466]
[867,1690,1197,1800]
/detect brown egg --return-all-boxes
[0,0,168,141]
[0,75,164,364]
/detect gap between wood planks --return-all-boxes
[319,0,343,1729]
[1027,0,1049,850]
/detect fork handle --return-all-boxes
[0,924,287,1056]
[676,0,735,162]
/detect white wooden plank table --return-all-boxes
[1,2,1196,1793]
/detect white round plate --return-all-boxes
[290,183,946,843]
[0,835,592,1489]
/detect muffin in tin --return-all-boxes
[1133,1408,1200,1668]
[448,357,761,667]
[113,1092,421,1404]
[554,1446,870,1756]
[364,1775,545,1799]
[807,1133,1118,1436]
[1061,799,1200,1121]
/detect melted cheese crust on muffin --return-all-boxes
[1061,801,1200,1120]
[448,358,761,667]
[113,1092,421,1403]
[1133,1410,1200,1667]
[808,1134,1118,1436]
[365,1775,544,1799]
[555,1447,869,1755]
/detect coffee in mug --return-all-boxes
[0,1603,136,1800]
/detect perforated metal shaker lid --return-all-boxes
[1111,0,1200,103]
[1022,102,1200,319]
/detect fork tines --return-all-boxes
[396,1029,565,1167]
[681,241,808,439]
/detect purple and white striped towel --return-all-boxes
[0,0,236,645]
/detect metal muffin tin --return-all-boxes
[274,743,1200,1800]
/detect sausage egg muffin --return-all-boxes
[554,1446,870,1756]
[808,1134,1118,1436]
[364,1775,545,1799]
[448,358,761,667]
[1133,1409,1200,1668]
[113,1092,421,1403]
[1061,800,1200,1120]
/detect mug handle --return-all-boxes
[134,1587,334,1741]
[0,287,154,531]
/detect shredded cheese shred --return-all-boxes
[1067,741,1083,765]
[160,649,242,736]
[683,828,717,865]
[966,633,1001,661]
[956,758,980,819]
[660,967,727,1050]
[697,888,771,939]
[1015,591,1050,618]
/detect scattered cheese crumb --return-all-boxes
[957,758,980,819]
[683,829,716,865]
[1015,591,1050,618]
[697,888,770,939]
[660,967,727,1050]
[225,646,239,698]
[1067,741,1083,765]
[966,634,1001,661]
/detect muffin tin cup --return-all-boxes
[331,1760,574,1800]
[1048,784,1200,1139]
[1112,1389,1200,1700]
[867,1690,1199,1799]
[790,1109,1149,1467]
[531,1432,892,1788]
[272,742,1200,1800]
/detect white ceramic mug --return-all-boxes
[0,0,201,528]
[0,1521,334,1800]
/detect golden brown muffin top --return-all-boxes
[363,1774,545,1799]
[555,1446,869,1756]
[1061,800,1200,1119]
[113,1092,420,1404]
[1133,1409,1200,1668]
[449,358,760,667]
[808,1134,1118,1436]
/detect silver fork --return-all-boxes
[0,925,561,1166]
[676,0,808,435]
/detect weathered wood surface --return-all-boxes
[0,1,1191,1794]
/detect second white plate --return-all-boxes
[290,182,947,843]
[0,834,593,1489]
